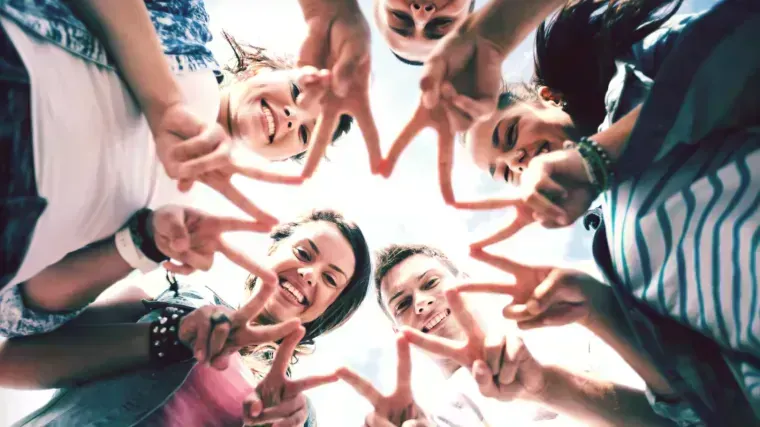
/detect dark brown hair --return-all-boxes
[220,31,353,161]
[373,244,460,317]
[500,0,683,135]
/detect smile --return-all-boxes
[422,309,451,333]
[279,278,307,306]
[261,100,276,143]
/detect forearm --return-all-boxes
[68,0,183,124]
[583,284,675,396]
[0,323,150,389]
[534,366,675,426]
[589,104,642,162]
[470,0,566,57]
[21,237,133,313]
[298,0,362,21]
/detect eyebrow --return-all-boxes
[308,239,347,278]
[387,270,432,306]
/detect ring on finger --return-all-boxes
[209,311,231,329]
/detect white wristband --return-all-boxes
[114,228,160,273]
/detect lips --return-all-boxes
[278,276,309,306]
[260,99,277,143]
[421,309,451,333]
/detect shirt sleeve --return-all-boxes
[0,284,86,337]
[645,387,706,427]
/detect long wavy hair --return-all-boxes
[239,210,371,379]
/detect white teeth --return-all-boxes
[424,311,449,331]
[281,280,304,304]
[262,104,275,137]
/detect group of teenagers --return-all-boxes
[0,0,757,425]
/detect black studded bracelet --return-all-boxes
[149,306,194,367]
[576,137,615,192]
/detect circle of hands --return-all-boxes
[148,1,613,425]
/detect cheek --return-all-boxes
[300,286,341,323]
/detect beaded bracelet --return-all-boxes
[149,306,194,367]
[575,137,615,192]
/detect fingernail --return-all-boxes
[196,350,204,361]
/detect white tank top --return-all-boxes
[1,17,221,287]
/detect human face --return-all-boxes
[373,0,472,63]
[259,221,356,324]
[226,70,318,161]
[464,100,576,184]
[380,254,466,343]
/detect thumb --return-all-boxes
[243,390,264,420]
[165,209,190,252]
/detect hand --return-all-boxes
[177,281,300,369]
[149,205,277,284]
[456,250,610,330]
[380,101,518,210]
[401,288,546,402]
[243,327,338,427]
[338,336,427,426]
[297,0,382,177]
[150,103,232,187]
[518,148,598,227]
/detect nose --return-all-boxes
[505,148,528,174]
[414,294,435,315]
[283,105,307,133]
[297,268,315,287]
[410,2,436,26]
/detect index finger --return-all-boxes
[469,210,534,249]
[235,164,305,186]
[289,372,339,395]
[202,175,278,226]
[452,282,519,296]
[350,93,382,175]
[444,288,485,342]
[469,248,531,278]
[395,335,412,392]
[234,271,278,322]
[436,115,456,206]
[399,326,467,366]
[271,326,306,376]
[381,103,431,178]
[336,367,383,406]
[212,216,272,234]
[217,240,278,289]
[301,101,341,179]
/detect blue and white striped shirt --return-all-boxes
[597,0,760,421]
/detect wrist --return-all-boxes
[577,278,614,331]
[143,96,183,131]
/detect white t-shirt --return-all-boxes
[1,17,221,287]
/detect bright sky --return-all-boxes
[0,0,714,425]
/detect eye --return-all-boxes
[299,125,309,145]
[294,246,312,262]
[395,297,411,315]
[391,10,414,25]
[290,82,301,102]
[422,278,439,290]
[506,121,518,150]
[323,273,337,288]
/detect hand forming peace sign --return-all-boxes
[401,287,546,402]
[338,336,429,427]
[177,281,299,369]
[150,205,277,285]
[243,326,338,427]
[467,247,612,330]
[380,101,519,211]
[297,0,382,178]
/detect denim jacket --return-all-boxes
[13,284,318,427]
[0,0,217,72]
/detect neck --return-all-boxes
[218,90,233,136]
